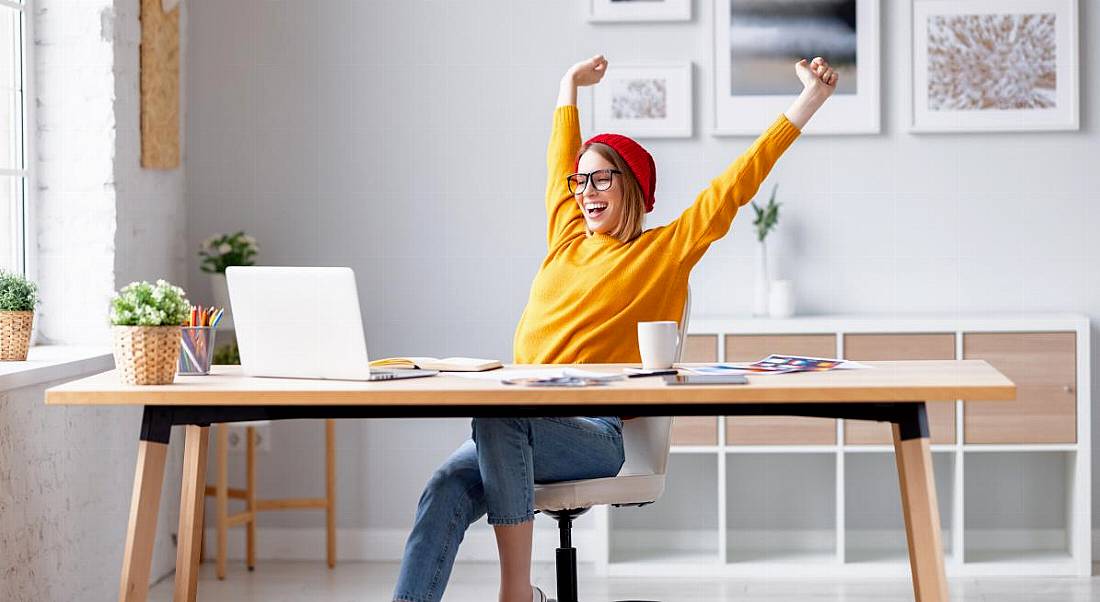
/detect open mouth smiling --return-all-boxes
[584,201,608,218]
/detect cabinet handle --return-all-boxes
[1063,385,1075,394]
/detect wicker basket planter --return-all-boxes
[0,310,33,360]
[113,325,181,385]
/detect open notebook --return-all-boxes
[368,357,502,372]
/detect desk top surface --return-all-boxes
[44,361,1015,406]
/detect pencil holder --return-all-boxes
[178,326,217,375]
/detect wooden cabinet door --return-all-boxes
[725,334,836,445]
[671,335,719,445]
[963,332,1076,444]
[843,333,957,444]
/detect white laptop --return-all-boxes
[225,266,438,381]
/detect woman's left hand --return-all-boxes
[795,57,838,99]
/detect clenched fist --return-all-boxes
[795,56,838,98]
[567,54,609,87]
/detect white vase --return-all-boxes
[768,279,795,318]
[753,240,770,317]
[209,273,233,328]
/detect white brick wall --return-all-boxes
[35,0,189,344]
[2,1,190,598]
[0,378,184,601]
[34,0,119,345]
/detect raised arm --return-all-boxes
[545,55,607,248]
[667,57,837,264]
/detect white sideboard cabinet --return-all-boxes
[593,313,1091,578]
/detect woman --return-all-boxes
[394,54,838,602]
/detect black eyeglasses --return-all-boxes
[565,169,621,195]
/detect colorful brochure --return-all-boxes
[682,355,870,376]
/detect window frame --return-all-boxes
[0,0,31,278]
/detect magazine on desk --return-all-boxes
[680,354,871,376]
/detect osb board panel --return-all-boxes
[725,334,837,445]
[963,331,1076,444]
[140,0,180,169]
[843,333,957,444]
[672,335,720,445]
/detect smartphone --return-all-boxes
[663,374,749,386]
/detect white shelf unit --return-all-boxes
[594,313,1091,578]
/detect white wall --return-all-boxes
[0,374,158,600]
[184,0,1098,549]
[112,0,189,287]
[2,0,191,598]
[35,0,119,345]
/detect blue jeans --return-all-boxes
[393,416,625,602]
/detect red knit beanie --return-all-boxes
[577,133,657,213]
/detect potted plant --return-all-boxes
[0,270,38,360]
[751,185,780,317]
[199,231,258,328]
[110,280,191,385]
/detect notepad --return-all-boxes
[369,357,503,372]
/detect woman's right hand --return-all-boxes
[566,54,608,87]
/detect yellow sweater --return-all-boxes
[513,105,801,365]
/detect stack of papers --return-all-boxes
[681,354,871,376]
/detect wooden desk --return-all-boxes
[45,360,1014,602]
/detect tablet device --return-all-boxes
[663,374,749,386]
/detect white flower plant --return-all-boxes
[199,231,259,274]
[110,280,191,327]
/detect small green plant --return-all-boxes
[0,270,38,311]
[213,342,241,365]
[199,231,259,274]
[751,184,781,243]
[110,280,191,327]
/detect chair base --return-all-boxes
[542,507,661,602]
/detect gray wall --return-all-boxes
[184,0,1098,539]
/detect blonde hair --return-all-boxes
[575,142,646,243]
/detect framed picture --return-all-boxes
[713,0,880,135]
[909,0,1079,133]
[584,62,693,138]
[587,0,692,22]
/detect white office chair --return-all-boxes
[533,288,689,602]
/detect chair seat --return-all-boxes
[534,473,666,512]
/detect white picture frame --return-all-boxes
[587,0,692,23]
[713,0,880,136]
[909,0,1079,133]
[584,62,693,139]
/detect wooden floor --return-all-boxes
[148,561,1100,601]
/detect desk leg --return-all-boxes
[120,440,168,602]
[893,403,949,602]
[174,425,210,602]
[325,418,337,568]
[215,423,229,580]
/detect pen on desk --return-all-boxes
[626,369,679,378]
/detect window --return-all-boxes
[0,0,26,274]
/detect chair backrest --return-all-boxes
[676,286,691,361]
[618,286,690,478]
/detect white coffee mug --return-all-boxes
[638,321,680,370]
